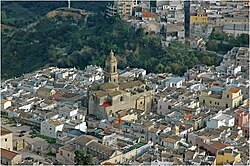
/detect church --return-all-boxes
[88,51,153,119]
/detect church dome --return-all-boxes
[106,50,117,62]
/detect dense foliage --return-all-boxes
[207,31,249,54]
[2,2,219,79]
[74,150,92,165]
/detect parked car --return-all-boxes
[25,157,34,161]
[31,135,36,138]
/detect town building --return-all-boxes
[1,127,13,151]
[36,87,56,98]
[206,112,235,129]
[199,87,243,108]
[106,0,134,19]
[1,99,11,110]
[0,148,22,165]
[88,51,153,119]
[234,109,249,127]
[40,120,64,138]
[216,147,241,165]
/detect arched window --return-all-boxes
[113,66,116,72]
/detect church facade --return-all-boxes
[88,51,153,119]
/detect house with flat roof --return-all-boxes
[40,120,64,138]
[207,112,234,129]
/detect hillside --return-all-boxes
[2,2,219,79]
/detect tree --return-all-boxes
[74,150,92,165]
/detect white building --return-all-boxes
[157,98,177,116]
[162,77,185,88]
[56,71,69,79]
[207,112,235,129]
[1,99,11,110]
[65,120,87,133]
[58,106,78,120]
[41,120,64,138]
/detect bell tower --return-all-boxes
[104,50,119,83]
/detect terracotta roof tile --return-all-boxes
[48,120,62,126]
[0,148,19,160]
[1,127,12,136]
[210,142,230,150]
[234,109,244,114]
[1,99,8,104]
[142,12,157,18]
[227,87,240,93]
[183,113,192,118]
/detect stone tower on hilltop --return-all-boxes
[104,50,119,83]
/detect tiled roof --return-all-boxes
[100,82,119,90]
[1,99,9,104]
[48,120,62,126]
[75,135,98,146]
[234,109,244,114]
[119,80,144,90]
[37,87,53,93]
[210,142,230,150]
[227,87,240,93]
[86,141,115,155]
[163,137,178,143]
[1,127,12,136]
[183,114,192,118]
[102,162,116,165]
[142,12,157,18]
[0,148,19,160]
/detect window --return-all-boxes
[218,102,219,105]
[227,94,229,98]
[120,96,124,102]
[210,101,212,104]
[203,100,205,103]
[5,138,7,142]
[49,128,52,130]
[226,104,229,108]
[159,105,162,109]
[140,101,143,105]
[113,66,116,73]
[168,105,171,109]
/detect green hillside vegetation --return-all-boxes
[206,31,249,54]
[2,3,219,79]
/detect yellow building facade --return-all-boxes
[199,87,243,108]
[190,12,208,24]
[216,148,241,165]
